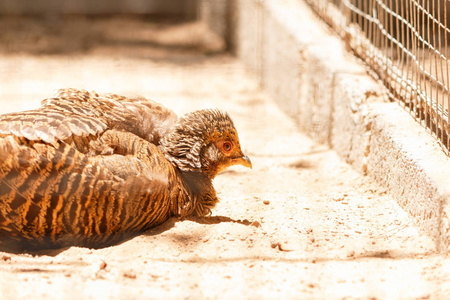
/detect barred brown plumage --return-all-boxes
[0,88,252,250]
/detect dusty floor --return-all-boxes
[0,17,449,299]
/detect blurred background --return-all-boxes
[0,0,234,115]
[0,0,197,16]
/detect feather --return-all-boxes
[0,89,250,251]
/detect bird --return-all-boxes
[0,88,252,250]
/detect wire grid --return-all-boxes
[304,0,450,154]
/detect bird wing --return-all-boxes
[0,131,182,248]
[0,88,178,145]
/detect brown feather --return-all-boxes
[0,89,250,251]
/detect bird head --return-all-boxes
[160,109,252,178]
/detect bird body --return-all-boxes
[0,89,251,250]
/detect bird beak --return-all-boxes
[234,154,252,169]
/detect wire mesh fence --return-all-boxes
[304,0,450,154]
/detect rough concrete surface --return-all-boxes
[0,17,449,299]
[231,0,450,250]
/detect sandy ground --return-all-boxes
[0,17,449,299]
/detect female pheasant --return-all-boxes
[0,89,251,250]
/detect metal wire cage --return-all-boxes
[305,0,450,154]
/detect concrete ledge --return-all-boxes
[367,103,450,251]
[227,0,450,251]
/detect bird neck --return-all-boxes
[180,171,218,217]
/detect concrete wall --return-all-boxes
[198,0,229,46]
[217,0,450,252]
[0,0,197,17]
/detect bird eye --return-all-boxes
[219,140,233,153]
[223,142,232,151]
